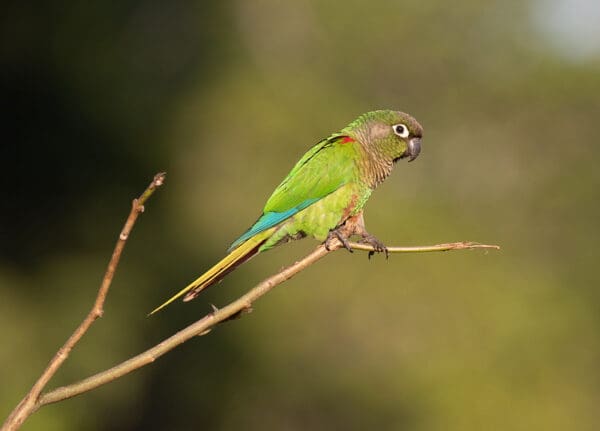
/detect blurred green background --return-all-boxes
[2,0,599,429]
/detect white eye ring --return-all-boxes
[392,123,410,138]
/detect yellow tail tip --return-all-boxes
[148,229,273,316]
[148,286,195,316]
[147,302,170,316]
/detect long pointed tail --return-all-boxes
[149,228,275,315]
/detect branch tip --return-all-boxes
[153,172,166,186]
[1,174,167,431]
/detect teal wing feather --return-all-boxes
[228,133,357,251]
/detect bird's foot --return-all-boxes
[325,228,353,253]
[360,234,389,259]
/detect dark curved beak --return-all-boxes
[407,137,421,162]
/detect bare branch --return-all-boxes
[2,173,166,431]
[349,241,501,253]
[37,239,498,407]
[2,170,499,430]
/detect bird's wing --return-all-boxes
[228,134,357,250]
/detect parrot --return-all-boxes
[150,109,423,315]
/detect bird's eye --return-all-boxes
[392,123,410,138]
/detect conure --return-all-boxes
[150,110,423,314]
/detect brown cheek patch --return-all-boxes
[369,123,390,140]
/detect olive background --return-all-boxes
[2,1,599,430]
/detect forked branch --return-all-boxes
[2,172,499,431]
[2,173,166,431]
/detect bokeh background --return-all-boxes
[2,1,599,429]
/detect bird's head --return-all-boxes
[344,110,423,163]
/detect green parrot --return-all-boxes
[150,110,423,314]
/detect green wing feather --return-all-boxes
[229,134,359,251]
[151,134,360,314]
[264,133,354,212]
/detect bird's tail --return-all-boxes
[149,228,275,315]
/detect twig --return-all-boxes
[348,241,500,253]
[32,240,498,409]
[2,171,498,429]
[2,173,166,431]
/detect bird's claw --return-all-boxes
[361,235,388,260]
[325,228,353,253]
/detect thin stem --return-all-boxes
[1,171,499,430]
[348,241,500,253]
[2,173,166,431]
[36,239,498,407]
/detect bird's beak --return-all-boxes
[407,137,421,162]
